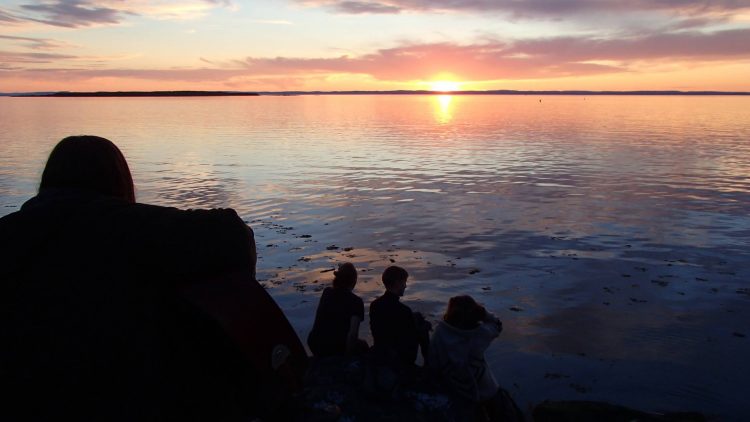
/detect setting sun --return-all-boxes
[429,81,461,92]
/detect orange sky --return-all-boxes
[1,0,749,92]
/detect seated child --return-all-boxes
[369,266,431,370]
[307,262,367,357]
[429,295,523,421]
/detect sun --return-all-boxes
[429,80,461,92]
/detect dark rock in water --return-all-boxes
[469,269,481,275]
[509,306,523,312]
[533,400,706,422]
[326,245,339,250]
[733,332,746,338]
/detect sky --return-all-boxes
[1,0,749,92]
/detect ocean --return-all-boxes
[1,94,748,418]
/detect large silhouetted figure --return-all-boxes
[0,135,305,421]
[308,262,368,357]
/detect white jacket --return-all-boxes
[428,316,501,402]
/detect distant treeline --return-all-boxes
[12,91,260,97]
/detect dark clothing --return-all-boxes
[0,189,262,421]
[369,291,420,367]
[308,287,365,357]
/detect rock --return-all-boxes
[296,356,468,421]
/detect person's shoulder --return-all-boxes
[369,293,385,312]
[397,299,412,313]
[123,204,253,273]
[321,286,335,298]
[136,204,249,239]
[344,289,364,303]
[0,209,22,228]
[370,293,386,305]
[130,203,244,226]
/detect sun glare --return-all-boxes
[429,80,461,92]
[433,95,454,124]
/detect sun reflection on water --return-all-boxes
[433,94,454,124]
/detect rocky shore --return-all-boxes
[293,356,708,421]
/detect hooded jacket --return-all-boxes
[428,316,502,402]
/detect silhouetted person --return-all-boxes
[369,266,431,373]
[307,262,368,357]
[429,295,523,422]
[0,135,305,421]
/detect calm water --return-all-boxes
[1,95,749,418]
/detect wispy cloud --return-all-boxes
[327,1,400,14]
[0,34,75,50]
[0,8,22,23]
[20,0,129,28]
[1,0,233,28]
[252,19,293,25]
[297,0,750,16]
[0,50,79,64]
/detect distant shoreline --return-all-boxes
[9,91,260,97]
[3,89,749,97]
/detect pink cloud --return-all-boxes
[232,29,750,80]
[2,29,749,88]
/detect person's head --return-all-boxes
[382,265,408,296]
[39,135,135,203]
[332,262,358,290]
[443,295,487,330]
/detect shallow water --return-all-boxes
[1,95,749,418]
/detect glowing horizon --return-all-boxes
[1,0,749,92]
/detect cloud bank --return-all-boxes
[2,28,748,89]
[298,0,750,16]
[233,28,750,80]
[0,0,232,28]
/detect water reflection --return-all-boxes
[1,95,749,419]
[433,95,453,124]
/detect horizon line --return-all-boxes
[3,89,750,97]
